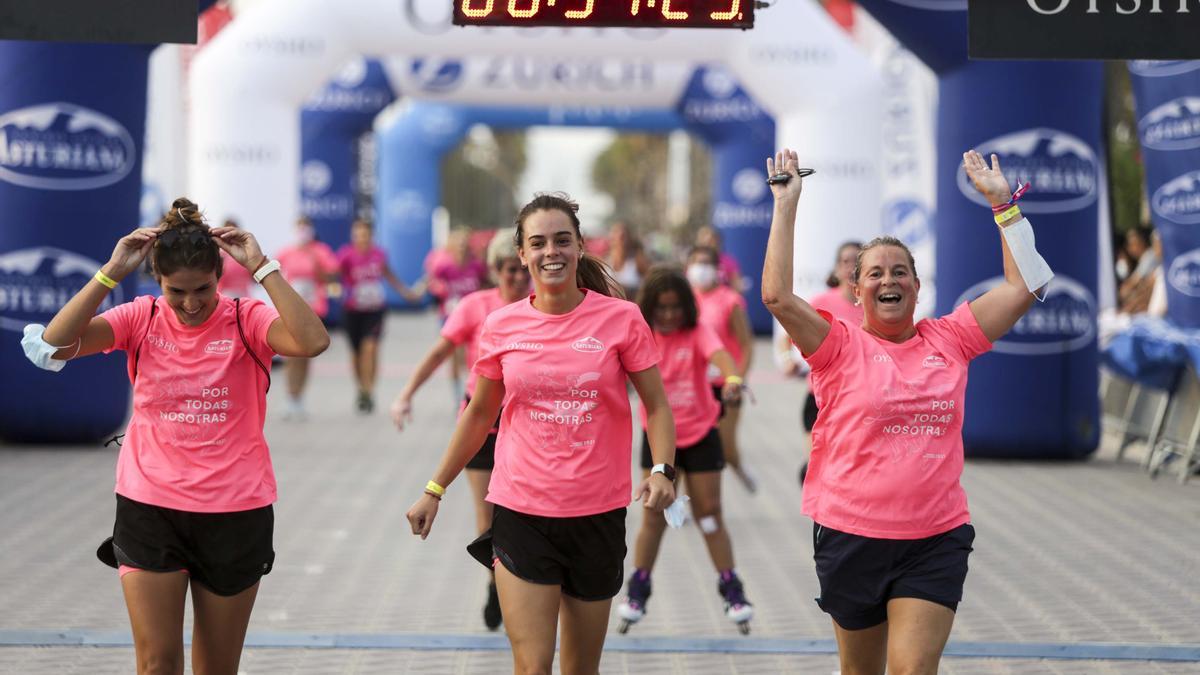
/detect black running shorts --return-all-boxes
[640,427,725,473]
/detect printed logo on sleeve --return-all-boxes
[205,339,234,354]
[571,336,605,353]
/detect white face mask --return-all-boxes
[21,324,71,372]
[686,263,718,289]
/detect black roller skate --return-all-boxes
[718,571,754,635]
[616,570,651,634]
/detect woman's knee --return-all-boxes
[137,649,184,675]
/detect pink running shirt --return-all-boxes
[101,294,280,512]
[803,302,993,539]
[695,284,746,385]
[217,251,252,298]
[277,242,338,317]
[442,288,517,395]
[718,252,742,288]
[431,257,488,318]
[337,245,389,312]
[474,291,660,518]
[638,326,724,447]
[809,288,863,326]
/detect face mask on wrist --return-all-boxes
[21,324,75,372]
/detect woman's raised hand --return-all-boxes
[767,149,804,203]
[962,150,1013,207]
[106,226,163,281]
[211,226,266,271]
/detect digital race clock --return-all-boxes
[452,0,754,30]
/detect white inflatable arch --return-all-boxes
[190,0,885,300]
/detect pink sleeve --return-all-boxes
[928,302,993,363]
[726,288,747,310]
[440,295,478,345]
[620,308,660,373]
[472,316,503,381]
[695,324,724,360]
[240,299,281,357]
[100,296,152,354]
[319,244,338,274]
[804,310,847,370]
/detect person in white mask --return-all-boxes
[687,245,756,492]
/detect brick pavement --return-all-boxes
[1,311,1197,673]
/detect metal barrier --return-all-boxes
[1147,365,1200,484]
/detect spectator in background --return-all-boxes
[276,216,340,421]
[1118,225,1158,315]
[696,225,744,293]
[217,218,253,298]
[607,221,651,298]
[1147,230,1168,319]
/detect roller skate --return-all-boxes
[616,569,651,633]
[718,570,754,635]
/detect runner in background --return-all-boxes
[276,216,339,421]
[336,219,421,414]
[216,218,253,299]
[390,231,529,630]
[427,227,490,402]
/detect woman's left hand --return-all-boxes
[721,381,743,405]
[962,150,1013,207]
[211,226,266,271]
[634,473,676,512]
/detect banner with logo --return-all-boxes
[679,67,775,333]
[854,0,968,75]
[941,60,1104,458]
[301,58,395,252]
[0,42,150,443]
[376,103,681,297]
[1129,60,1200,329]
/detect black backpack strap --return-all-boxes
[235,297,271,393]
[131,297,158,384]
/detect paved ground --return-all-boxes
[1,311,1198,674]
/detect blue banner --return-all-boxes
[855,0,968,74]
[301,59,395,252]
[0,42,151,442]
[1129,60,1200,330]
[679,67,775,333]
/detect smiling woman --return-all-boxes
[761,148,1044,675]
[19,196,330,675]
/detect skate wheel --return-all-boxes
[737,621,751,635]
[618,620,633,634]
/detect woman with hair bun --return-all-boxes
[22,198,330,675]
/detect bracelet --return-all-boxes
[425,480,446,497]
[994,205,1022,225]
[94,270,118,289]
[725,375,744,386]
[991,181,1032,213]
[423,489,442,501]
[252,259,281,284]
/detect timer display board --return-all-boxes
[452,0,754,29]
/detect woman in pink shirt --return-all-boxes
[406,193,677,675]
[616,265,755,635]
[688,245,756,492]
[26,198,329,675]
[798,241,864,485]
[763,149,1043,674]
[390,232,529,631]
[336,219,421,414]
[427,228,490,401]
[276,216,339,421]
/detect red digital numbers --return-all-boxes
[454,0,752,28]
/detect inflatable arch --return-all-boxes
[189,0,887,311]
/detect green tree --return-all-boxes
[1106,61,1146,237]
[592,133,671,233]
[440,128,527,230]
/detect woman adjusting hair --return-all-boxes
[21,198,329,675]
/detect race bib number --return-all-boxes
[352,280,385,309]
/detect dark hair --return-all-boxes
[827,240,864,288]
[853,235,917,285]
[637,265,698,330]
[687,245,719,265]
[151,197,222,280]
[514,192,624,299]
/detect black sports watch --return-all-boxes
[650,463,676,482]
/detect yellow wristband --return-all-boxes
[725,375,744,386]
[425,480,446,497]
[994,205,1022,225]
[94,270,118,289]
